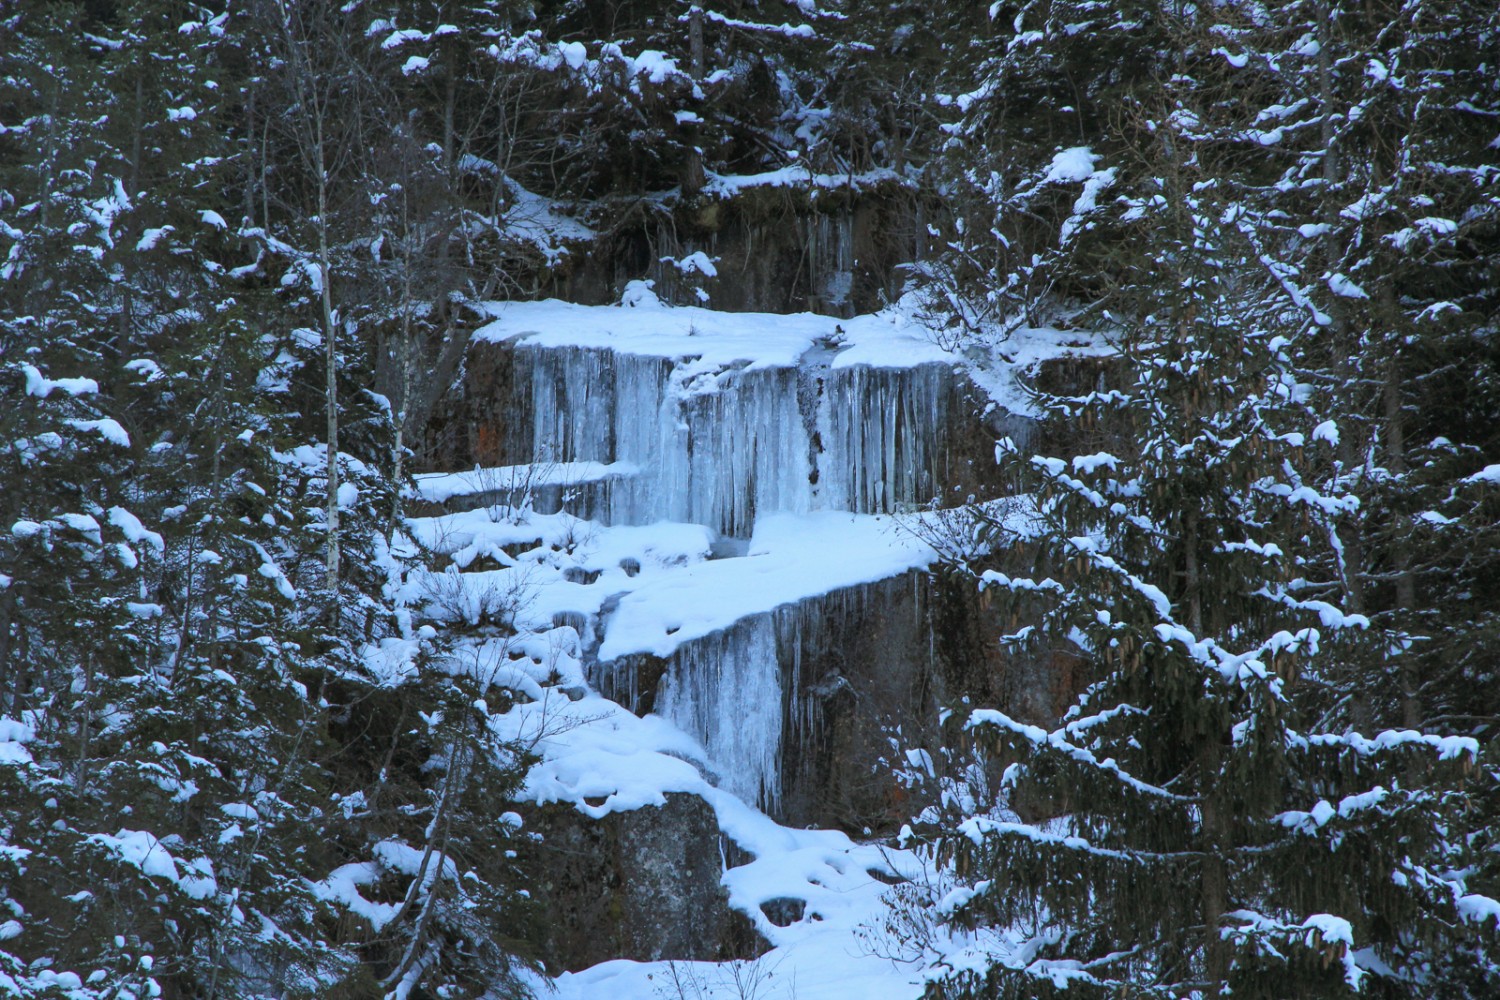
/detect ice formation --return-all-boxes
[453,300,1045,812]
[819,361,955,515]
[510,339,971,535]
[518,343,814,536]
[403,298,1100,999]
[599,569,936,816]
[652,617,785,812]
[475,298,976,536]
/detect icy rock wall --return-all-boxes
[509,341,981,536]
[803,210,856,313]
[774,571,936,828]
[652,616,785,813]
[460,328,1028,824]
[519,343,812,538]
[818,363,953,515]
[598,571,936,825]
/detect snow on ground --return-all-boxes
[402,494,1040,1000]
[499,177,596,264]
[959,324,1114,420]
[402,505,945,661]
[544,874,927,1000]
[493,686,928,1000]
[597,511,937,660]
[701,164,911,198]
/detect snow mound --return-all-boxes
[491,686,927,1000]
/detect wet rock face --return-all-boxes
[778,565,1087,832]
[594,577,931,833]
[540,186,920,316]
[526,792,764,973]
[776,572,936,833]
[598,566,1090,837]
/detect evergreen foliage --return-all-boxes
[900,0,1500,997]
[3,0,1496,996]
[1,2,545,996]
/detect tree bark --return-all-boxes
[1384,358,1421,729]
[682,6,707,197]
[1198,740,1229,989]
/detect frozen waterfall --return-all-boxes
[652,617,785,813]
[465,300,1021,817]
[511,342,971,537]
[516,344,812,536]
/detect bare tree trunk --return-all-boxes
[380,732,469,992]
[261,116,272,231]
[309,40,341,588]
[391,189,416,527]
[1187,488,1226,987]
[320,184,341,588]
[0,588,16,716]
[1316,2,1374,733]
[1198,775,1229,991]
[74,652,94,796]
[1383,358,1421,728]
[1184,508,1203,636]
[271,0,342,587]
[682,6,706,197]
[244,87,257,226]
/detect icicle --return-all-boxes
[522,344,818,535]
[654,616,784,812]
[819,363,951,514]
[519,338,966,529]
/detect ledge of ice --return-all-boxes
[474,298,955,370]
[597,511,937,662]
[402,505,948,656]
[413,461,639,505]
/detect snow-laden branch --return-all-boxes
[965,710,1196,803]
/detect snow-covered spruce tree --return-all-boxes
[901,62,1498,993]
[534,0,837,193]
[916,0,1181,336]
[1163,9,1500,977]
[111,296,542,998]
[1,4,544,996]
[0,8,329,993]
[1203,0,1500,741]
[0,360,154,998]
[0,9,247,994]
[1203,3,1500,987]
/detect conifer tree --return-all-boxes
[1,4,543,996]
[1216,0,1500,739]
[908,149,1497,1000]
[901,2,1500,995]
